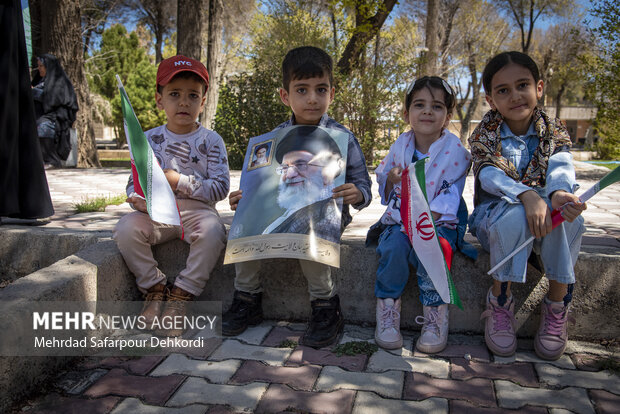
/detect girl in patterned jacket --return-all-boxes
[468,51,587,360]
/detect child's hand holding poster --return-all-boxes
[225,125,349,267]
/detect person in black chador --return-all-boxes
[0,0,53,223]
[31,53,78,169]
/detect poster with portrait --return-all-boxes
[225,125,349,267]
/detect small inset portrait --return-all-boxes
[247,140,274,170]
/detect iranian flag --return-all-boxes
[401,159,462,309]
[116,75,181,227]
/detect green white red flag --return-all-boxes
[116,75,181,227]
[401,159,462,309]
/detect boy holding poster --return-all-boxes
[223,46,372,348]
[114,55,229,337]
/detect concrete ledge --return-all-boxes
[1,231,618,340]
[0,232,618,411]
[0,228,101,282]
[0,238,137,411]
[154,238,620,340]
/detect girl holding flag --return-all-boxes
[370,76,474,353]
[468,51,586,360]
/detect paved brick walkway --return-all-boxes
[4,162,620,413]
[15,322,620,413]
[13,162,620,250]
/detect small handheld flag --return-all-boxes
[401,159,462,309]
[116,75,181,227]
[488,166,620,276]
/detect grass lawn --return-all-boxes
[73,194,127,213]
[590,162,618,170]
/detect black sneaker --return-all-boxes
[222,290,263,336]
[301,294,344,348]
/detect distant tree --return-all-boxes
[201,0,256,128]
[451,0,509,142]
[89,24,166,144]
[335,0,398,77]
[214,71,289,169]
[215,0,400,165]
[335,31,404,164]
[532,23,592,117]
[202,0,224,129]
[130,0,176,63]
[178,0,255,129]
[584,0,620,159]
[420,0,439,75]
[81,0,126,56]
[437,0,461,77]
[30,0,100,167]
[496,0,574,53]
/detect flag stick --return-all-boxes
[487,166,620,275]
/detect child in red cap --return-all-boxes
[114,55,230,337]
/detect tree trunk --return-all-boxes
[202,0,223,129]
[420,0,439,76]
[155,28,163,63]
[438,2,459,77]
[177,0,204,59]
[458,43,481,144]
[35,0,100,167]
[331,9,338,52]
[336,0,397,77]
[555,81,565,119]
[29,0,42,68]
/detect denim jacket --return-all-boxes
[477,122,578,205]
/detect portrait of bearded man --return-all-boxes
[249,142,271,168]
[262,126,345,243]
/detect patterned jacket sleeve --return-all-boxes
[345,133,372,210]
[175,131,230,203]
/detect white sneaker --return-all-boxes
[374,298,403,349]
[415,304,449,354]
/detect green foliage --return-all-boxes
[332,20,411,164]
[277,339,298,348]
[73,194,127,213]
[584,0,620,160]
[214,2,334,169]
[590,162,618,170]
[252,1,334,73]
[214,71,289,169]
[215,1,406,167]
[88,24,166,145]
[333,341,378,356]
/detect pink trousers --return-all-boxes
[114,199,226,296]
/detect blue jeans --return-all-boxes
[375,224,457,306]
[469,196,585,284]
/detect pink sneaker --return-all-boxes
[415,304,449,354]
[480,288,517,356]
[534,300,571,360]
[375,298,402,349]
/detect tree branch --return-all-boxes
[336,0,397,77]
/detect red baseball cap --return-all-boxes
[156,55,209,89]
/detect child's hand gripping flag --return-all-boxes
[116,75,181,227]
[488,165,620,276]
[401,158,462,309]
